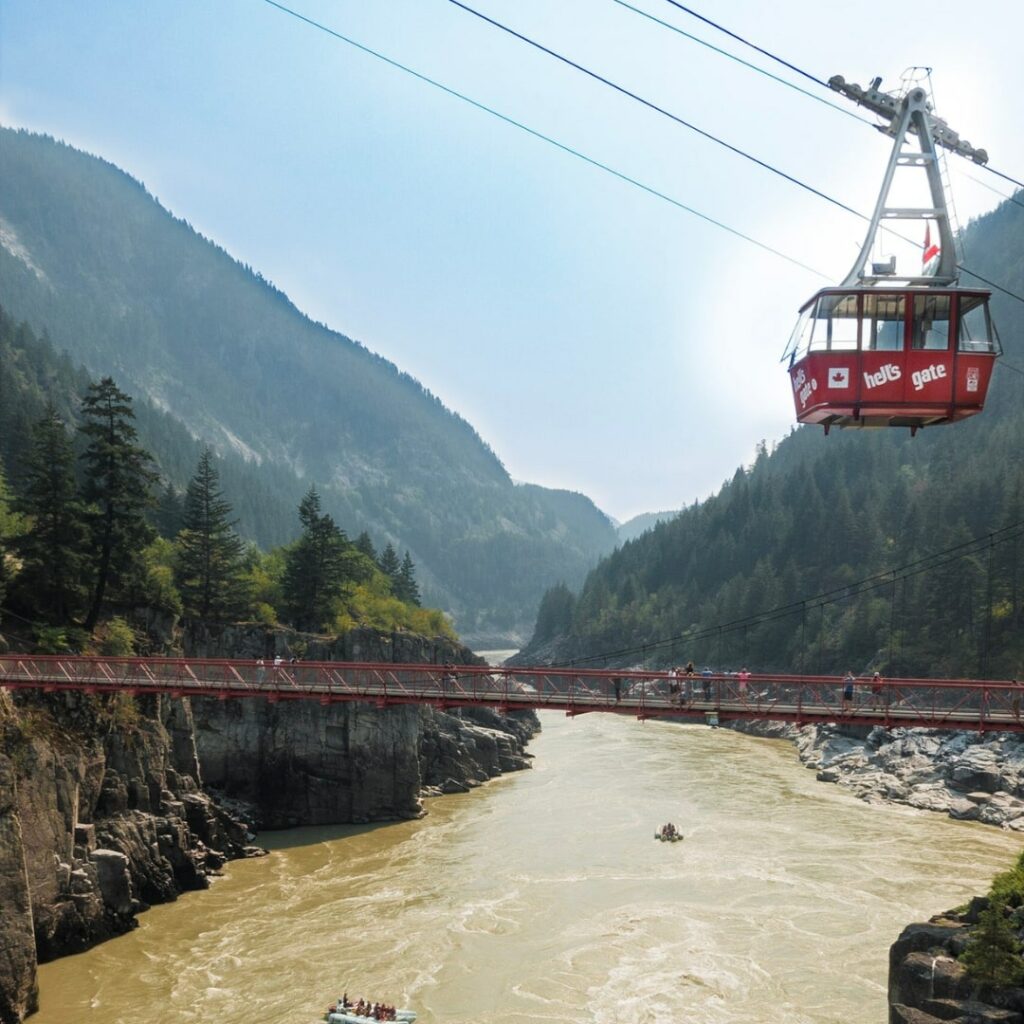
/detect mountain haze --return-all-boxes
[0,127,618,640]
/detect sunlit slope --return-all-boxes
[0,128,617,637]
[524,195,1024,675]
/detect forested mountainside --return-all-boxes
[0,308,302,547]
[0,128,617,638]
[526,192,1024,678]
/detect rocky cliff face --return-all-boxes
[182,623,537,827]
[0,624,538,1023]
[0,696,37,1024]
[0,688,258,1024]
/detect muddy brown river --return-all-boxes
[32,712,1022,1023]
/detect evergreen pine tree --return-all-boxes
[396,550,421,605]
[379,542,400,584]
[355,531,377,562]
[12,406,89,623]
[960,900,1024,990]
[282,486,352,632]
[155,482,185,539]
[78,378,158,632]
[175,448,250,621]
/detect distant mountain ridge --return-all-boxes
[0,127,618,639]
[616,510,678,543]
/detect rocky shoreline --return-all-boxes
[730,720,1024,829]
[0,625,538,1024]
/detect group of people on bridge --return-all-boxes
[612,663,754,704]
[842,671,887,713]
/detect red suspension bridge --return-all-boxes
[1,655,1023,733]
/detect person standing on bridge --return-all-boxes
[842,671,855,713]
[870,671,884,711]
[701,666,713,701]
[738,666,751,697]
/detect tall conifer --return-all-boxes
[355,531,377,562]
[379,542,400,583]
[282,486,351,632]
[175,448,250,621]
[12,407,89,623]
[396,550,421,606]
[79,378,158,631]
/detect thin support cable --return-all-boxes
[609,0,871,125]
[445,0,862,219]
[659,0,829,87]
[262,0,829,279]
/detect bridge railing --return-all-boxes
[2,656,1023,730]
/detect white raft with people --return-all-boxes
[325,997,416,1024]
[654,823,683,842]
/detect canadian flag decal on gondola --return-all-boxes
[922,222,940,276]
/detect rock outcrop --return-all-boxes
[731,721,1024,828]
[0,696,38,1024]
[182,623,537,826]
[888,903,1024,1024]
[0,687,259,1024]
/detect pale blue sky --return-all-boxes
[2,0,1023,520]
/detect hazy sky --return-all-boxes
[2,0,1023,521]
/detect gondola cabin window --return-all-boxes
[912,294,951,351]
[865,294,905,351]
[959,295,996,353]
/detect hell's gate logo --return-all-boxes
[792,367,818,407]
[863,364,901,389]
[910,364,947,391]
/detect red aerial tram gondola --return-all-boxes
[784,76,1000,433]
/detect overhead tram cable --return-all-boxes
[445,0,863,219]
[659,0,828,88]
[608,0,873,126]
[441,1,1024,312]
[260,0,827,279]
[966,173,1024,213]
[653,0,1024,194]
[261,0,1024,389]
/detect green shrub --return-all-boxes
[98,617,136,656]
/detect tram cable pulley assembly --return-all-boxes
[783,75,1000,433]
